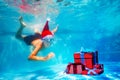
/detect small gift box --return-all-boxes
[94,64,103,69]
[66,63,85,74]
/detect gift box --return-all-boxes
[84,53,94,69]
[94,64,103,69]
[94,69,104,74]
[74,52,94,69]
[66,50,104,75]
[93,51,98,64]
[81,70,88,75]
[74,51,98,69]
[74,52,85,64]
[66,63,85,74]
[74,52,82,63]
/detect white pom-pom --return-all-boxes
[47,17,50,21]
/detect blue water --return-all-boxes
[0,0,120,80]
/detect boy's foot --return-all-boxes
[19,16,26,27]
[19,16,23,21]
[21,22,26,27]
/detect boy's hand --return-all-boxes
[55,24,58,31]
[52,24,58,33]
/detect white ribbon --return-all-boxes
[85,67,97,75]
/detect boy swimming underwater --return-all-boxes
[15,16,58,61]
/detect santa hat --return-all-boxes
[41,20,53,38]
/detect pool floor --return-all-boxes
[0,62,120,80]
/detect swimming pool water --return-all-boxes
[0,0,120,80]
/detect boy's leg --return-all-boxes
[15,16,26,40]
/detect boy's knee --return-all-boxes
[15,34,19,39]
[15,34,23,40]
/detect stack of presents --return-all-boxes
[65,51,104,75]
